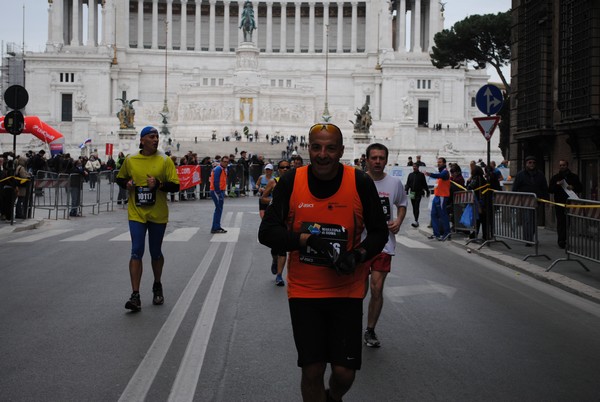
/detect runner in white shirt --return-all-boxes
[363,143,408,347]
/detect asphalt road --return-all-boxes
[2,196,600,401]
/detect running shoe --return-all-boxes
[125,292,141,312]
[275,274,285,286]
[411,222,419,228]
[364,329,381,348]
[152,282,164,305]
[427,234,437,240]
[211,228,227,234]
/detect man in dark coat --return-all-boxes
[404,163,429,227]
[548,160,582,248]
[512,155,549,243]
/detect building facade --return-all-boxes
[510,0,600,200]
[7,0,500,164]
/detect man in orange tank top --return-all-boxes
[259,123,388,402]
[425,157,452,241]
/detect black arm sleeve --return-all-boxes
[116,177,128,190]
[258,170,302,251]
[159,181,180,193]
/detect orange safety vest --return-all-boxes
[434,170,451,197]
[209,165,228,191]
[286,165,368,299]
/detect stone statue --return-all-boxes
[116,97,138,129]
[350,98,373,132]
[75,92,88,113]
[402,97,413,118]
[239,0,256,42]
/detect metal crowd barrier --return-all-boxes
[32,171,70,220]
[452,190,479,241]
[547,198,600,272]
[486,191,549,261]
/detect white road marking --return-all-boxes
[110,231,131,241]
[164,227,200,242]
[60,228,114,242]
[118,213,240,402]
[385,280,457,302]
[118,242,220,402]
[168,212,243,402]
[9,229,73,243]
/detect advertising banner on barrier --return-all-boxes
[177,165,201,190]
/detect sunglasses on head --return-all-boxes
[308,123,342,136]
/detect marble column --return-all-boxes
[412,0,421,52]
[181,0,188,51]
[308,2,315,53]
[428,0,439,52]
[266,2,273,52]
[167,0,173,50]
[137,0,144,49]
[195,0,202,50]
[87,0,97,46]
[322,2,329,53]
[223,1,230,52]
[336,2,343,53]
[351,1,357,52]
[71,0,80,46]
[398,0,406,52]
[280,2,287,52]
[253,1,260,47]
[209,0,216,51]
[152,0,159,49]
[294,2,301,53]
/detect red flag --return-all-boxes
[177,165,201,190]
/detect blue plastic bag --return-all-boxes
[459,203,477,228]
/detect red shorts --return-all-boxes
[366,252,392,273]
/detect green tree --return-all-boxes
[430,10,511,158]
[430,11,511,92]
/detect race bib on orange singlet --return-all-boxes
[135,186,157,206]
[299,222,348,266]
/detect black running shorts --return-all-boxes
[288,298,363,370]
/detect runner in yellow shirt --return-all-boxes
[116,126,180,312]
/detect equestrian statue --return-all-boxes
[239,0,256,42]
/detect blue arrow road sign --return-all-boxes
[476,84,504,116]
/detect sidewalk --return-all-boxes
[0,218,44,235]
[420,225,600,305]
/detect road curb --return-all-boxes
[0,219,45,235]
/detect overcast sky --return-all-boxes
[1,0,510,80]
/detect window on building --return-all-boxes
[278,79,283,87]
[203,78,208,85]
[211,78,216,86]
[286,80,292,88]
[271,79,276,87]
[418,100,429,126]
[219,78,224,86]
[60,73,75,83]
[471,97,476,107]
[62,93,73,122]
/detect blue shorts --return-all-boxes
[129,220,167,260]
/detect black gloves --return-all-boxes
[306,235,339,263]
[333,248,368,275]
[306,235,366,275]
